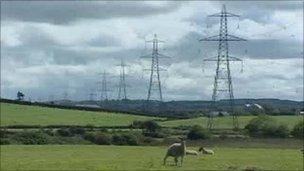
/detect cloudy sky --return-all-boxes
[1,1,303,101]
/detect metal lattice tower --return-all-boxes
[200,4,246,130]
[117,59,128,100]
[97,70,110,101]
[141,34,171,102]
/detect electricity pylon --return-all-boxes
[200,4,246,130]
[117,59,128,100]
[140,34,171,102]
[97,70,110,101]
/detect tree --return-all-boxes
[142,120,160,132]
[187,125,211,140]
[291,121,304,139]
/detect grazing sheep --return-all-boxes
[163,140,186,166]
[186,150,199,156]
[199,147,214,155]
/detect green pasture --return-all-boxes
[1,145,302,170]
[0,103,160,127]
[160,115,302,129]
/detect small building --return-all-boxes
[208,111,230,117]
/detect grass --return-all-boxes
[160,116,303,129]
[0,103,161,127]
[1,145,303,170]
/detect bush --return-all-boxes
[112,134,126,145]
[94,133,111,145]
[291,121,304,139]
[0,138,10,145]
[142,131,167,138]
[56,129,72,137]
[0,129,9,138]
[245,115,289,138]
[142,120,160,133]
[187,125,211,140]
[12,131,49,144]
[131,120,144,129]
[112,133,139,146]
[122,134,139,145]
[83,132,95,142]
[68,127,85,135]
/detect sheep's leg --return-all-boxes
[180,156,184,166]
[174,157,178,166]
[163,155,168,165]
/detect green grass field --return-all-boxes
[161,115,303,129]
[0,103,161,127]
[1,103,302,129]
[1,145,302,170]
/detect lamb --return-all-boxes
[186,150,199,156]
[163,140,186,166]
[199,147,214,155]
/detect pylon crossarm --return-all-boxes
[199,35,219,41]
[146,40,165,43]
[226,35,246,41]
[203,57,218,61]
[227,56,242,61]
[208,12,240,18]
[143,68,167,71]
[200,35,246,41]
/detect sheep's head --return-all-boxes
[198,147,206,152]
[198,147,203,152]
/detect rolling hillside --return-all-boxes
[0,103,162,127]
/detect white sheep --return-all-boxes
[163,140,186,166]
[186,149,199,156]
[199,147,214,155]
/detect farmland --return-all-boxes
[1,145,302,170]
[161,115,303,129]
[0,103,161,127]
[1,102,302,129]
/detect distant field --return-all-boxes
[1,145,302,170]
[0,103,161,127]
[160,116,303,129]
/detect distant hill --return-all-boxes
[59,98,304,118]
[1,98,302,118]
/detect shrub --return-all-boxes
[131,120,144,129]
[291,121,304,139]
[275,125,289,138]
[0,138,10,145]
[187,125,211,140]
[0,129,9,138]
[68,127,85,135]
[142,120,161,133]
[83,132,111,145]
[83,132,95,142]
[94,133,111,145]
[42,129,55,136]
[245,115,289,138]
[112,134,126,145]
[56,129,72,137]
[142,131,167,138]
[122,134,139,145]
[12,131,49,144]
[112,133,139,146]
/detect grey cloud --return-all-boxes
[1,1,182,24]
[186,1,302,25]
[166,32,302,62]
